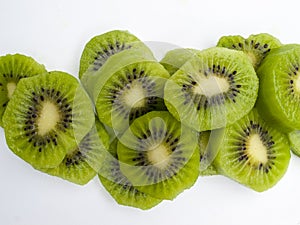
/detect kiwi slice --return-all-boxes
[256,44,300,132]
[79,30,152,79]
[89,52,170,132]
[288,131,300,156]
[160,48,200,75]
[214,109,290,192]
[3,71,95,168]
[98,139,162,210]
[217,33,282,69]
[0,54,46,126]
[164,47,259,132]
[117,111,199,200]
[42,119,110,185]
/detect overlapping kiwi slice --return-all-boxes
[3,71,95,168]
[79,30,153,79]
[256,44,300,132]
[98,139,162,210]
[217,33,282,69]
[160,48,199,75]
[89,53,170,133]
[0,54,46,126]
[164,47,259,132]
[214,109,290,192]
[288,131,300,156]
[42,119,110,185]
[117,111,199,200]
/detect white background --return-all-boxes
[1,0,300,225]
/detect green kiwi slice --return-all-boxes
[117,111,199,200]
[42,119,110,185]
[217,33,282,69]
[214,109,290,192]
[160,48,200,75]
[0,54,46,126]
[79,30,152,78]
[3,71,95,168]
[288,130,300,156]
[98,139,162,210]
[256,44,300,132]
[164,47,259,132]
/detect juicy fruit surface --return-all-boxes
[288,130,300,156]
[99,139,162,210]
[117,111,199,200]
[0,54,46,126]
[3,71,95,168]
[95,61,170,132]
[164,47,259,132]
[256,44,300,132]
[79,30,150,78]
[43,120,110,185]
[214,109,290,192]
[217,33,282,69]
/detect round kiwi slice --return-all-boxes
[0,54,46,126]
[117,111,199,200]
[256,44,300,132]
[214,109,290,192]
[288,130,300,156]
[42,119,110,185]
[79,30,153,79]
[91,55,170,133]
[217,33,282,69]
[3,71,95,168]
[98,139,162,210]
[164,47,259,132]
[160,48,200,75]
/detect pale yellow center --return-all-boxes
[147,144,170,169]
[246,51,258,67]
[193,75,229,97]
[123,82,146,108]
[246,133,268,164]
[37,101,61,136]
[7,82,17,99]
[295,74,300,93]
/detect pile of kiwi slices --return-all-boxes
[1,30,300,210]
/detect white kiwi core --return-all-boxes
[37,101,61,136]
[246,133,268,164]
[123,81,146,108]
[7,82,17,99]
[193,75,229,97]
[147,144,170,169]
[295,74,300,93]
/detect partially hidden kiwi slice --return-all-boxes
[79,30,153,79]
[42,119,110,185]
[217,33,282,69]
[164,47,259,132]
[214,109,290,192]
[256,44,300,132]
[117,111,199,200]
[88,51,170,133]
[288,130,300,156]
[160,48,200,75]
[3,71,95,168]
[98,139,162,210]
[0,54,46,126]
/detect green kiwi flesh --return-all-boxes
[214,109,290,192]
[79,30,153,79]
[3,71,95,168]
[164,47,258,132]
[160,48,200,75]
[256,44,300,132]
[0,54,46,126]
[217,33,282,69]
[99,139,162,210]
[117,111,199,200]
[288,130,300,156]
[42,119,110,185]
